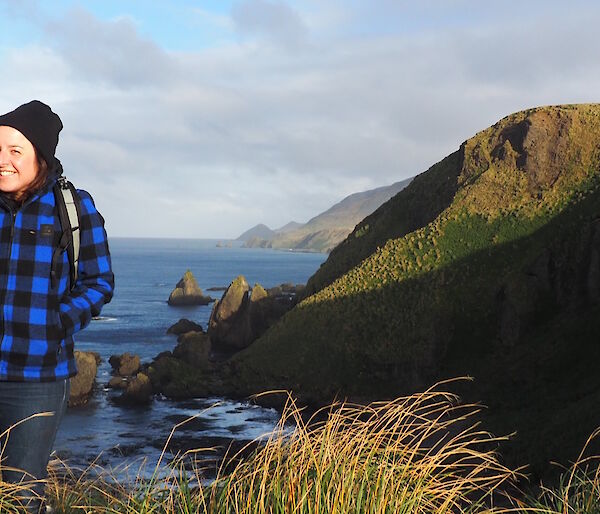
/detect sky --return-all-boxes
[0,0,599,238]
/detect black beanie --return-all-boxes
[0,100,63,166]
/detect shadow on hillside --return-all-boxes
[234,185,600,481]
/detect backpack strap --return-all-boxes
[53,177,81,289]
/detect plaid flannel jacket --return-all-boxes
[0,175,114,381]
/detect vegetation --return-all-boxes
[5,105,599,510]
[225,104,600,478]
[1,388,599,513]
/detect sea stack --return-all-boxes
[168,270,213,306]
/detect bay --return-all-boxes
[54,237,327,478]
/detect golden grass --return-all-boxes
[0,384,597,513]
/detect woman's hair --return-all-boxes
[8,152,49,203]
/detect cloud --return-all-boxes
[44,7,176,88]
[1,2,599,238]
[232,0,308,49]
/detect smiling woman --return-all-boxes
[0,126,47,199]
[0,101,114,513]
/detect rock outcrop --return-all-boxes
[107,352,154,405]
[167,318,204,335]
[69,351,99,407]
[109,352,141,377]
[168,270,213,306]
[208,276,252,350]
[115,373,153,405]
[208,276,298,352]
[147,331,219,398]
[172,331,212,368]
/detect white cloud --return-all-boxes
[0,1,599,238]
[44,6,176,88]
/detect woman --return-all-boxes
[0,100,114,512]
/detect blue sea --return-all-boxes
[54,238,327,478]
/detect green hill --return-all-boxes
[227,104,600,477]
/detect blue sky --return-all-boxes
[0,1,599,238]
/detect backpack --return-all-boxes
[53,177,81,289]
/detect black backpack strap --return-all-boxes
[53,177,81,290]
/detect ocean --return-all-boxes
[54,237,327,478]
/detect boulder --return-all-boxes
[146,354,212,399]
[208,276,252,350]
[154,350,172,360]
[172,331,212,368]
[167,318,204,335]
[250,283,268,302]
[108,376,128,390]
[109,352,141,377]
[214,275,250,321]
[168,270,213,306]
[209,276,297,352]
[267,285,283,297]
[117,373,153,405]
[69,351,98,407]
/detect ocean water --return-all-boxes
[54,238,327,478]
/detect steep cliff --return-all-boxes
[227,104,600,475]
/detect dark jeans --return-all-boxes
[0,379,70,512]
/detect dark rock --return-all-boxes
[172,332,211,368]
[167,318,204,335]
[280,282,295,293]
[267,285,282,296]
[146,355,212,399]
[208,275,252,350]
[69,351,98,407]
[109,353,141,377]
[209,276,298,353]
[168,270,213,306]
[108,376,128,390]
[115,373,153,405]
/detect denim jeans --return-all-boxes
[0,379,70,512]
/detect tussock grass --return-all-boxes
[511,428,600,514]
[207,384,518,513]
[0,386,597,513]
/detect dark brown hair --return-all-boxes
[8,152,49,204]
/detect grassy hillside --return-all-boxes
[227,104,600,476]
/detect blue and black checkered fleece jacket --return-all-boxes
[0,167,114,381]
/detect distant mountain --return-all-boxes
[236,223,275,242]
[240,178,413,252]
[274,221,303,234]
[302,179,414,232]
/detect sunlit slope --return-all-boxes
[229,104,600,404]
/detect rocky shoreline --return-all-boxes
[69,271,305,410]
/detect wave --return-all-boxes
[92,316,118,322]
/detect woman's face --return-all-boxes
[0,125,39,195]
